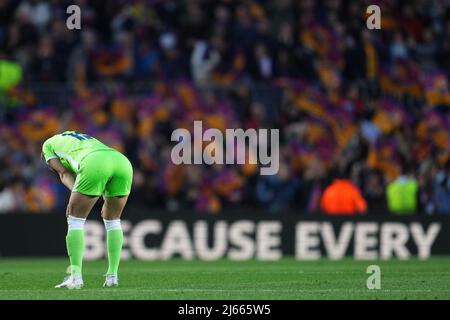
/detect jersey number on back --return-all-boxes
[62,131,93,141]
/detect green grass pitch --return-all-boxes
[0,257,449,300]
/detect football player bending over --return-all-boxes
[42,131,133,289]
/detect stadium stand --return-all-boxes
[0,0,449,214]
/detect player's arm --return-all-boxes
[42,139,76,191]
[47,158,76,191]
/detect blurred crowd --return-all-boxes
[0,0,449,215]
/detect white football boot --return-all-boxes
[103,274,119,287]
[55,274,84,289]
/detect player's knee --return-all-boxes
[102,211,121,220]
[66,202,86,218]
[101,206,117,220]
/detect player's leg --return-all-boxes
[101,152,133,287]
[102,195,129,281]
[55,192,99,289]
[66,192,99,275]
[56,153,108,289]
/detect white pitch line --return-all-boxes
[48,288,450,293]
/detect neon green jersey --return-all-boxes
[386,177,418,214]
[42,131,114,173]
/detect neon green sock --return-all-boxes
[66,229,84,276]
[106,229,123,275]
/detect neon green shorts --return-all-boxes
[73,150,133,197]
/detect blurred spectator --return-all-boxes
[361,169,388,214]
[390,32,409,61]
[251,43,274,81]
[414,28,438,72]
[159,31,188,79]
[320,170,368,215]
[386,166,419,215]
[191,39,221,86]
[433,160,450,215]
[0,177,27,213]
[255,159,299,213]
[0,58,22,90]
[17,0,51,31]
